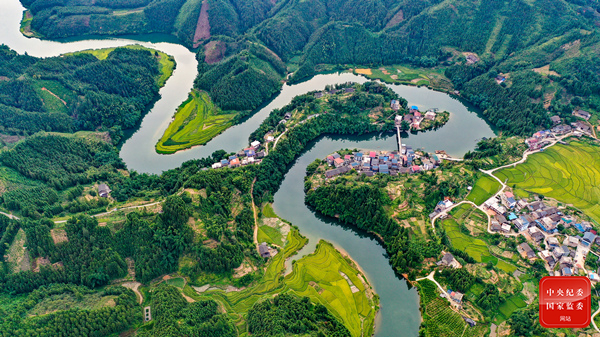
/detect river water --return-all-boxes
[1,0,496,335]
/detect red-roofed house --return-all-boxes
[334,158,344,168]
[230,158,240,167]
[414,111,422,118]
[505,191,514,198]
[369,151,376,158]
[344,154,352,161]
[411,165,421,173]
[327,155,334,164]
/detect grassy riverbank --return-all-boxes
[187,229,378,337]
[155,90,235,154]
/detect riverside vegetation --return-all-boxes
[19,0,600,150]
[305,135,600,336]
[0,80,406,336]
[5,0,600,335]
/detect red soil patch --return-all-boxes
[204,40,226,64]
[193,0,211,48]
[385,9,404,29]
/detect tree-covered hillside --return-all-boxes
[20,0,600,136]
[0,45,170,138]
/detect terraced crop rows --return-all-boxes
[495,141,600,223]
[156,90,235,154]
[192,230,375,337]
[467,175,502,205]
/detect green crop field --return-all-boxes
[189,230,376,337]
[497,295,527,320]
[355,65,453,91]
[166,277,185,289]
[495,141,600,223]
[262,203,277,218]
[466,175,502,205]
[257,225,284,247]
[496,259,517,273]
[443,218,495,263]
[156,90,235,154]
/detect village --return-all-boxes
[525,109,595,150]
[483,191,599,279]
[210,140,266,169]
[425,186,600,317]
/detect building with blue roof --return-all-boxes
[411,105,419,110]
[574,223,587,233]
[508,213,518,221]
[379,164,389,174]
[220,159,229,165]
[583,232,597,246]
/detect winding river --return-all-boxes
[1,0,495,335]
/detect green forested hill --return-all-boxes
[0,45,172,138]
[20,0,600,136]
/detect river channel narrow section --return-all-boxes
[1,0,496,334]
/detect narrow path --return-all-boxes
[272,130,287,150]
[416,271,445,294]
[592,301,600,333]
[53,201,161,224]
[0,211,19,220]
[121,282,143,305]
[250,178,259,252]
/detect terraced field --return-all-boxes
[466,175,501,205]
[286,241,377,337]
[495,140,600,223]
[442,218,494,263]
[418,279,488,337]
[497,294,527,320]
[190,230,377,337]
[156,90,235,154]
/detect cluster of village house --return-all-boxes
[525,110,593,150]
[430,190,600,315]
[323,148,442,179]
[485,192,599,279]
[392,103,438,130]
[434,188,600,283]
[210,140,266,169]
